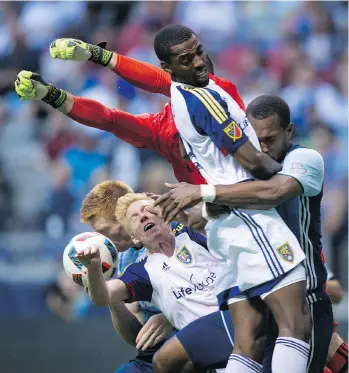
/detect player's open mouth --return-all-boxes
[144,223,155,232]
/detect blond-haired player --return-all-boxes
[77,192,239,373]
[80,180,174,373]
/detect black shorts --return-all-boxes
[176,310,234,371]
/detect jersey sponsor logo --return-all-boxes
[290,162,307,174]
[176,245,193,264]
[172,272,217,299]
[276,242,294,263]
[223,120,243,141]
[162,262,171,271]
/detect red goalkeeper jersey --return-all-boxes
[68,54,245,185]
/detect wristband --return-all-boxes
[87,44,113,67]
[42,84,67,109]
[200,184,216,203]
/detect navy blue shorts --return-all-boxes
[262,293,333,373]
[176,310,234,371]
[115,360,153,373]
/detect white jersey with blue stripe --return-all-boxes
[170,79,260,185]
[170,80,305,305]
[118,224,221,331]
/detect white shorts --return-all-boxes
[227,263,306,305]
[205,207,306,309]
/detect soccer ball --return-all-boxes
[63,232,118,288]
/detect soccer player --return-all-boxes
[15,35,282,185]
[80,180,174,373]
[78,191,238,373]
[155,95,342,373]
[152,25,311,373]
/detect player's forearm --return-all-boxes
[64,94,115,131]
[213,180,286,209]
[109,302,143,346]
[87,263,110,306]
[110,53,171,97]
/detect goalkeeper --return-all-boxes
[15,38,245,186]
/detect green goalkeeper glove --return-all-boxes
[15,70,67,109]
[50,38,113,67]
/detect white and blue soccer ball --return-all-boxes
[63,232,118,288]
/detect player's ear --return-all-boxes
[161,61,172,75]
[286,122,293,139]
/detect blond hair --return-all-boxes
[114,193,152,229]
[80,181,133,224]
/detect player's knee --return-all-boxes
[153,349,168,373]
[153,349,193,373]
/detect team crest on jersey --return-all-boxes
[276,242,294,263]
[176,245,193,265]
[223,121,243,141]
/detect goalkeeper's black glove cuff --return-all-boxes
[86,43,113,67]
[42,84,67,109]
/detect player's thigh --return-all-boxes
[307,295,334,373]
[153,336,194,373]
[262,265,311,339]
[116,360,154,373]
[228,296,269,361]
[175,310,234,371]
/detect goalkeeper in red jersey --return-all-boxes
[14,38,250,187]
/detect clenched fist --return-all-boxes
[75,244,101,268]
[50,38,113,66]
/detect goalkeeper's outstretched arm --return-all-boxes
[15,70,157,150]
[50,38,172,97]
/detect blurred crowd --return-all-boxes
[0,1,347,318]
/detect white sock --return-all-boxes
[226,354,263,373]
[272,337,309,373]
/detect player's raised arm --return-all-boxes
[50,38,171,97]
[75,244,129,306]
[175,86,281,180]
[14,70,157,150]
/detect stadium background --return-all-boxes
[0,1,347,372]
